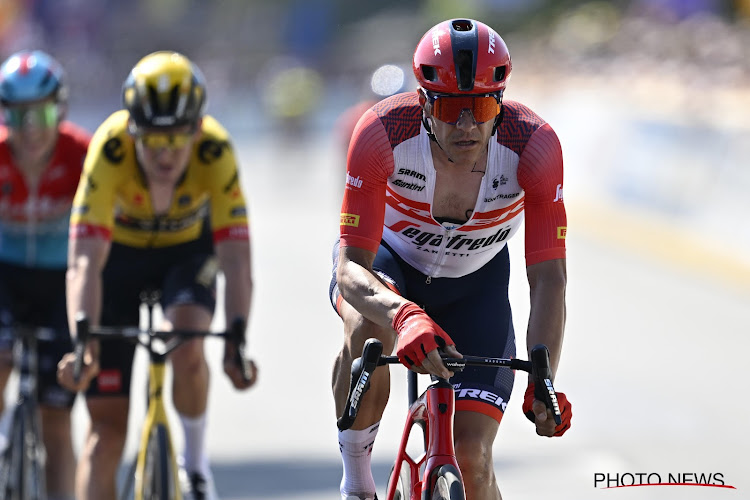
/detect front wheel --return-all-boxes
[388,461,411,500]
[427,465,464,500]
[138,424,178,500]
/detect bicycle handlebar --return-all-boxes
[337,339,562,430]
[71,314,251,384]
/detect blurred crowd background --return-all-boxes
[1,0,749,291]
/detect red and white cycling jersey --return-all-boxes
[339,92,566,278]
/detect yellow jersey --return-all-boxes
[70,110,249,248]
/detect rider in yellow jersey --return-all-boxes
[57,51,258,500]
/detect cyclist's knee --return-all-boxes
[169,338,206,373]
[40,407,72,439]
[84,397,128,461]
[454,435,494,482]
[340,303,396,356]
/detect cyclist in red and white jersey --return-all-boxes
[329,19,572,500]
[0,49,91,500]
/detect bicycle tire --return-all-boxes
[24,403,47,500]
[0,405,25,499]
[387,461,411,500]
[427,465,465,500]
[140,424,177,500]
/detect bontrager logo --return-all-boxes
[346,172,363,188]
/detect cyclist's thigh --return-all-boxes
[403,245,516,424]
[93,243,155,399]
[28,270,78,409]
[0,263,15,365]
[161,251,217,316]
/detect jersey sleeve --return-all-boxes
[200,119,249,243]
[339,109,395,253]
[69,113,126,241]
[517,123,567,266]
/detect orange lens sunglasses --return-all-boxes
[425,91,501,124]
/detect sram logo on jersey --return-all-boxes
[346,172,363,189]
[399,225,511,253]
[394,168,426,192]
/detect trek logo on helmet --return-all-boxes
[488,30,496,54]
[432,29,442,56]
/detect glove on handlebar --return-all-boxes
[392,302,455,368]
[522,382,572,437]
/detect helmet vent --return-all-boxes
[494,66,506,82]
[455,49,474,91]
[421,66,437,82]
[452,20,473,32]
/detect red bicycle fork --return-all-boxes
[386,380,465,500]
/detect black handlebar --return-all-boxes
[337,338,383,431]
[72,313,89,383]
[337,338,563,430]
[71,314,251,384]
[530,344,562,426]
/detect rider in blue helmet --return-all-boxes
[0,50,91,500]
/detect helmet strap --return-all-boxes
[422,114,455,164]
[491,103,505,136]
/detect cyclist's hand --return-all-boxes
[223,340,257,390]
[522,383,572,437]
[56,350,100,392]
[392,302,459,379]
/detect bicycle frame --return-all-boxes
[73,295,249,500]
[386,377,460,500]
[134,345,180,500]
[338,338,561,500]
[0,326,49,500]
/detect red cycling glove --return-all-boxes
[392,302,455,368]
[522,382,572,437]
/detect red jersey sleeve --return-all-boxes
[339,109,395,253]
[517,123,567,266]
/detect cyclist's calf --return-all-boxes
[454,412,502,499]
[333,302,396,423]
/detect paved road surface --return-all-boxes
[60,127,748,500]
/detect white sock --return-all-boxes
[179,412,209,474]
[339,421,379,499]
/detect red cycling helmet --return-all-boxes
[413,19,511,94]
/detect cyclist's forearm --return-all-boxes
[216,240,253,328]
[526,259,567,378]
[337,259,406,330]
[66,257,103,338]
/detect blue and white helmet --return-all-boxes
[0,50,67,105]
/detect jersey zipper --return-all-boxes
[425,226,455,284]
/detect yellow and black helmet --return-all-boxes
[122,51,206,129]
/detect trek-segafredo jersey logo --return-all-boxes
[387,220,512,256]
[346,172,363,189]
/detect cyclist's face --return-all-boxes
[3,98,60,165]
[132,122,199,186]
[423,96,497,165]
